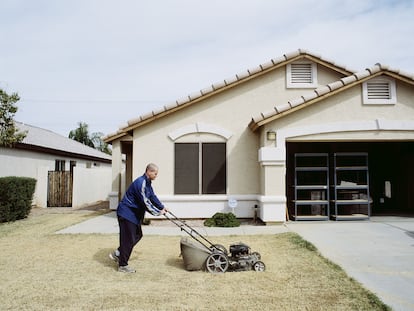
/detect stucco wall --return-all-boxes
[110,62,414,222]
[131,64,345,195]
[72,166,112,208]
[0,147,111,208]
[264,79,414,143]
[107,63,347,220]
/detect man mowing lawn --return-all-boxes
[110,163,168,273]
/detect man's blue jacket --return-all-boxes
[117,173,165,225]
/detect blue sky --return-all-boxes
[1,0,413,137]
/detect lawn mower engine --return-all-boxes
[228,242,265,272]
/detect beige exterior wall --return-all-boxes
[110,61,414,223]
[131,64,344,192]
[258,78,414,222]
[264,79,414,143]
[72,166,112,208]
[110,63,348,221]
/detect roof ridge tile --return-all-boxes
[340,75,358,85]
[301,92,318,102]
[235,70,250,80]
[248,66,263,75]
[327,80,345,91]
[288,97,305,108]
[353,70,371,80]
[315,86,331,96]
[271,55,288,64]
[284,50,301,59]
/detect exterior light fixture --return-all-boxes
[266,131,276,141]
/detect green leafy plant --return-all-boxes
[0,89,26,147]
[0,177,36,222]
[204,212,240,227]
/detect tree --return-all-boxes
[90,131,112,155]
[69,122,111,155]
[69,122,94,148]
[0,88,26,147]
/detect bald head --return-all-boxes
[145,163,159,180]
[146,163,158,172]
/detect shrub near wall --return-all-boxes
[0,177,36,223]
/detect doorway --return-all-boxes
[286,142,414,217]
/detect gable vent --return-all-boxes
[287,62,317,88]
[362,77,396,105]
[366,81,391,100]
[290,63,313,84]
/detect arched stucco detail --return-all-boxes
[168,122,233,141]
[259,119,414,164]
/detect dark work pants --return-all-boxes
[117,216,143,267]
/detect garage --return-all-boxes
[286,141,414,220]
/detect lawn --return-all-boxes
[0,209,390,311]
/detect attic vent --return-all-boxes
[363,77,396,105]
[366,81,391,100]
[286,61,317,88]
[291,63,313,83]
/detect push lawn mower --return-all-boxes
[164,211,266,273]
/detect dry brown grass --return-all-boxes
[0,210,390,311]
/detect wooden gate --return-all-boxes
[47,171,73,207]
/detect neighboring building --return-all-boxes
[0,122,112,208]
[104,49,414,223]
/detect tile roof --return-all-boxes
[104,49,355,143]
[15,122,112,162]
[248,63,414,131]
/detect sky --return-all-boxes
[1,0,413,138]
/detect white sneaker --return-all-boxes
[118,265,136,273]
[109,251,119,263]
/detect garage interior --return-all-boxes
[286,142,414,220]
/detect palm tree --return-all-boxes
[69,122,111,155]
[68,122,94,148]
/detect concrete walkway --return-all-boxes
[57,213,414,311]
[56,211,290,236]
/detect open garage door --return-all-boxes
[286,142,414,219]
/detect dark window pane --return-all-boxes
[175,143,199,194]
[202,143,226,194]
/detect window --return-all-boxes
[286,61,317,88]
[363,77,396,105]
[175,143,226,194]
[55,160,66,171]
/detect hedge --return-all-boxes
[204,212,240,227]
[0,177,36,223]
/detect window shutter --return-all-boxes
[366,81,391,100]
[290,63,313,84]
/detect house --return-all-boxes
[104,49,414,223]
[0,122,112,208]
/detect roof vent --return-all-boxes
[366,81,391,100]
[363,77,396,105]
[287,61,317,88]
[291,63,313,84]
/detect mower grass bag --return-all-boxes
[180,237,210,271]
[167,211,265,273]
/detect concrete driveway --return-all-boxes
[286,217,414,311]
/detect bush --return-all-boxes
[0,176,36,223]
[204,212,240,227]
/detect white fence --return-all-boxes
[72,167,112,208]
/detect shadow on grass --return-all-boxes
[94,248,118,271]
[165,255,186,271]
